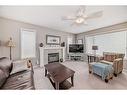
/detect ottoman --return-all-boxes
[89,62,114,83]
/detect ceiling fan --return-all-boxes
[62,6,103,26]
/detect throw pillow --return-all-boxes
[10,59,29,75]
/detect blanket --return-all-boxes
[92,62,113,80]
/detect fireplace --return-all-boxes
[48,53,59,63]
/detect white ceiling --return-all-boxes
[0,6,127,34]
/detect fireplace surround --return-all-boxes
[39,47,65,67]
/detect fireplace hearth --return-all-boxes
[48,53,59,63]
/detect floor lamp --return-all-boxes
[7,37,15,60]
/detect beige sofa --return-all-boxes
[100,52,125,77]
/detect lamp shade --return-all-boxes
[7,37,15,47]
[92,45,98,50]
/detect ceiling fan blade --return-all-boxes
[71,22,81,26]
[62,16,76,20]
[76,6,86,17]
[86,11,103,19]
[80,6,86,13]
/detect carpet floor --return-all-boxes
[33,61,127,90]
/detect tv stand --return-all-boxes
[68,53,84,61]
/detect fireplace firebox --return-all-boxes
[48,53,59,63]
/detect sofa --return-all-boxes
[0,57,35,90]
[100,52,125,77]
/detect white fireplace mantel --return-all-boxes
[41,47,64,50]
[39,47,66,67]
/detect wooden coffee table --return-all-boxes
[44,63,75,90]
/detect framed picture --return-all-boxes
[77,39,83,44]
[46,35,61,45]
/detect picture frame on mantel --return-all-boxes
[46,35,61,45]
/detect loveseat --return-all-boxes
[0,57,35,90]
[100,52,125,77]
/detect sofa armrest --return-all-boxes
[113,58,122,62]
[113,58,123,66]
[113,58,123,74]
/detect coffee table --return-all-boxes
[44,63,75,90]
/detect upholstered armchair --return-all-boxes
[100,52,125,77]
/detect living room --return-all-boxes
[0,5,127,90]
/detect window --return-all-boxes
[21,29,36,59]
[86,31,127,58]
[67,36,73,53]
[67,37,73,45]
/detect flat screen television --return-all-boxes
[69,44,84,53]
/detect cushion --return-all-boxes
[0,57,12,77]
[0,69,7,88]
[104,54,116,62]
[10,60,29,75]
[2,70,34,90]
[100,60,113,65]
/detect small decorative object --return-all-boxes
[39,43,43,47]
[61,42,65,47]
[92,45,98,55]
[27,60,32,68]
[46,35,60,45]
[6,37,15,60]
[60,58,63,62]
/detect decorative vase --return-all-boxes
[61,42,65,47]
[39,43,43,47]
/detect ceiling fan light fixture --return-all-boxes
[75,17,85,24]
